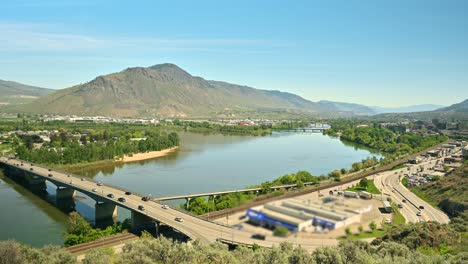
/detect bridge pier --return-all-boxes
[95,202,117,221]
[56,187,76,200]
[131,211,154,231]
[211,195,217,211]
[23,173,46,185]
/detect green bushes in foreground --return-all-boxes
[64,212,129,247]
[1,235,466,264]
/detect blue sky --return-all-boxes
[1,0,467,107]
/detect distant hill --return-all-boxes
[318,100,376,115]
[371,104,445,114]
[374,99,468,121]
[12,63,369,118]
[0,80,54,105]
[437,99,468,113]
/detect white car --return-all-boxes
[385,219,392,224]
[162,205,170,210]
[92,188,98,192]
[416,211,422,216]
[175,217,183,222]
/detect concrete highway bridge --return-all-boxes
[0,157,333,249]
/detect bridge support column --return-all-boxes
[23,173,46,185]
[155,221,160,236]
[185,198,191,210]
[131,211,154,231]
[95,202,117,221]
[211,195,217,206]
[56,187,76,200]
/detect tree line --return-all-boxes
[13,129,179,165]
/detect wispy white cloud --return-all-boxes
[0,22,283,53]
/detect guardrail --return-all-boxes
[2,158,149,199]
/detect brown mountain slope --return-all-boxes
[16,63,346,118]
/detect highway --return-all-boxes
[374,158,450,224]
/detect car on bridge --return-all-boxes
[107,193,114,198]
[92,189,97,192]
[162,204,169,209]
[48,169,52,172]
[138,205,145,211]
[175,217,183,222]
[419,205,425,210]
[118,197,126,203]
[48,174,53,177]
[142,196,150,201]
[97,182,103,186]
[125,191,132,195]
[251,234,266,240]
[81,178,85,181]
[417,211,422,216]
[29,168,33,171]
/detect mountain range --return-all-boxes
[0,80,54,105]
[0,64,465,119]
[8,64,372,118]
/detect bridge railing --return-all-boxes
[6,158,149,198]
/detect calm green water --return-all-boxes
[0,132,381,246]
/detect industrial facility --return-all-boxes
[246,197,372,232]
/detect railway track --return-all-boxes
[65,232,138,254]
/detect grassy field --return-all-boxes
[401,177,408,187]
[346,179,381,194]
[345,229,386,239]
[391,164,406,170]
[410,187,439,208]
[391,203,406,225]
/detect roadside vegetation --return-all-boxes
[346,178,381,194]
[1,230,467,264]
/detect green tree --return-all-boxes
[358,226,364,233]
[273,226,289,237]
[345,227,352,236]
[369,221,377,232]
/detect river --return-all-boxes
[0,131,381,246]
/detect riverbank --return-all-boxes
[117,147,178,163]
[54,147,178,173]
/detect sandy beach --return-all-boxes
[118,147,178,162]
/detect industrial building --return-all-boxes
[246,197,372,232]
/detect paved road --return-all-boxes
[374,158,450,224]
